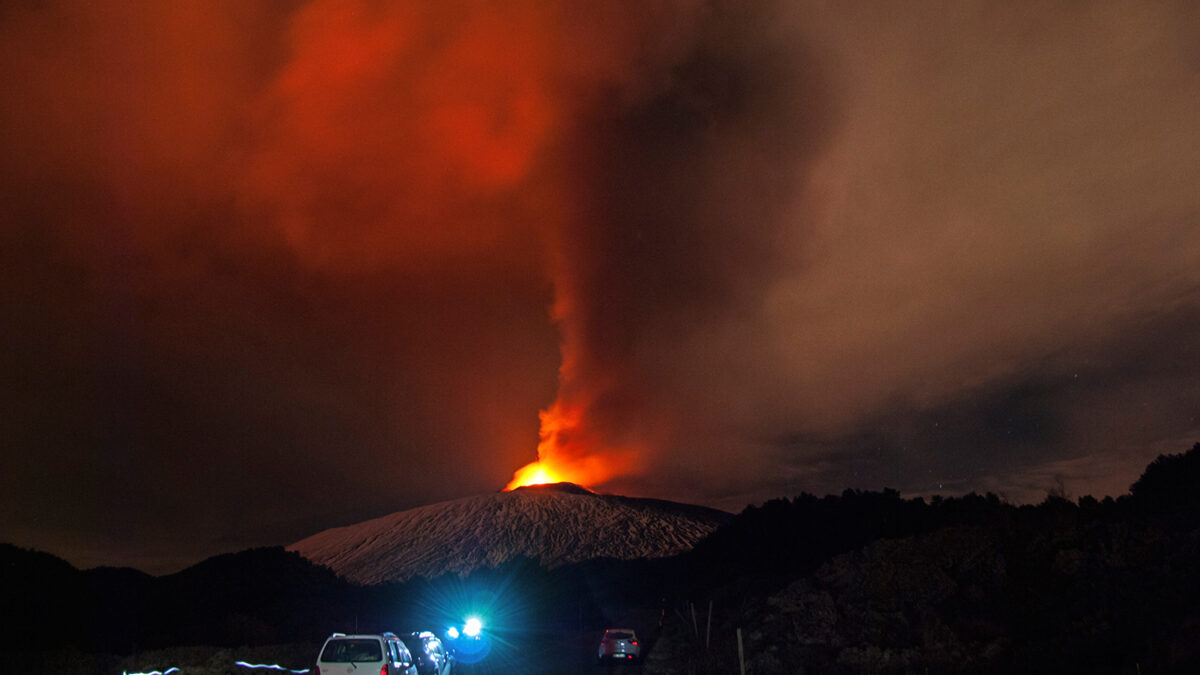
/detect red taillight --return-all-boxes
[379,665,387,675]
[631,640,638,646]
[314,669,320,675]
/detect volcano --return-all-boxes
[288,483,730,584]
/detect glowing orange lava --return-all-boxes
[504,462,565,490]
[504,400,637,490]
[505,402,576,489]
[505,401,583,489]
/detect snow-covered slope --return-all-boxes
[288,483,730,584]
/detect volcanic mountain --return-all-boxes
[288,483,731,584]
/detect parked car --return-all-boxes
[315,632,419,675]
[597,628,640,664]
[399,631,453,675]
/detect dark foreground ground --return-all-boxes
[56,631,663,675]
[50,608,674,675]
[456,607,664,675]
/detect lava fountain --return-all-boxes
[505,401,580,489]
[504,398,636,490]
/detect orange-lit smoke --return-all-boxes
[1,0,778,499]
[248,0,693,490]
[245,0,566,271]
[1,0,696,495]
[245,0,697,272]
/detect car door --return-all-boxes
[431,641,450,675]
[384,639,400,674]
[392,638,418,675]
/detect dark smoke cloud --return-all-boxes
[565,0,1200,507]
[1,0,1199,572]
[536,1,837,486]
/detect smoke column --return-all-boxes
[507,1,835,490]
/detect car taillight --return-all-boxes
[314,669,320,675]
[631,640,638,646]
[379,665,387,675]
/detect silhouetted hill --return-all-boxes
[656,443,1200,674]
[154,547,354,646]
[0,544,358,654]
[80,565,155,652]
[0,544,88,647]
[688,488,1010,585]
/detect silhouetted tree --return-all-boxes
[1130,442,1200,519]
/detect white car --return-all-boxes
[316,633,419,675]
[597,628,640,664]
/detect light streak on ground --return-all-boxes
[235,661,310,673]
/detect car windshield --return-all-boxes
[605,632,634,640]
[321,638,382,662]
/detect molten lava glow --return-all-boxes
[505,401,583,490]
[504,400,638,491]
[505,462,564,489]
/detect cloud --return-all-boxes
[535,0,1200,503]
[743,0,1200,495]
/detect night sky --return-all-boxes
[2,0,1199,574]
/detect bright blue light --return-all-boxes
[452,629,491,664]
[446,626,460,639]
[463,617,483,637]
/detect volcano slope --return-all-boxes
[288,483,730,584]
